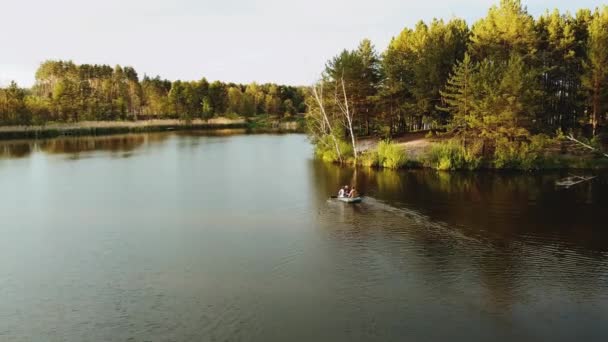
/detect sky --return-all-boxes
[0,0,605,87]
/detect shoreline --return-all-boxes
[0,117,302,140]
[324,134,608,171]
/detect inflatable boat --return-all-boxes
[337,196,362,203]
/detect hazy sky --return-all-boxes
[0,0,605,87]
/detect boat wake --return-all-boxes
[325,195,488,248]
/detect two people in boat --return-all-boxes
[337,185,358,198]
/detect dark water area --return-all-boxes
[1,132,607,341]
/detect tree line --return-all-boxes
[307,0,608,166]
[0,61,307,125]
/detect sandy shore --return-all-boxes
[357,131,436,160]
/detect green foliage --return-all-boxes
[439,53,476,131]
[0,61,307,126]
[306,1,607,171]
[0,81,29,125]
[422,136,552,171]
[582,6,608,136]
[324,39,381,135]
[470,55,537,140]
[469,0,537,62]
[2,2,608,174]
[360,151,380,167]
[535,10,586,132]
[355,141,409,169]
[314,136,353,163]
[424,140,482,170]
[376,140,408,169]
[25,96,51,125]
[384,18,469,128]
[493,134,551,170]
[283,99,296,116]
[201,97,213,119]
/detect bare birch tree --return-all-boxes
[309,82,343,162]
[567,134,608,158]
[335,77,358,162]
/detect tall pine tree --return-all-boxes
[438,53,477,144]
[583,6,608,136]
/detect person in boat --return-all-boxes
[340,185,349,198]
[348,186,358,198]
[337,186,345,198]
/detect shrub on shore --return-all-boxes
[377,140,408,169]
[314,133,606,171]
[314,136,353,163]
[493,134,550,170]
[358,140,409,168]
[360,150,379,167]
[424,140,481,170]
[423,135,553,171]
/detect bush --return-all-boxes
[353,140,408,169]
[314,136,353,163]
[494,134,550,170]
[360,150,380,167]
[377,140,408,169]
[424,140,481,170]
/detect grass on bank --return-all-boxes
[0,114,307,140]
[315,133,608,171]
[361,140,410,169]
[317,139,410,169]
[246,114,306,132]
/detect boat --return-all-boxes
[336,196,363,203]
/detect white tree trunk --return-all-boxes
[311,84,342,162]
[334,78,357,162]
[567,134,608,158]
[341,78,358,161]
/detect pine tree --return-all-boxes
[470,55,532,141]
[381,18,468,132]
[535,10,584,131]
[582,6,608,136]
[356,39,381,134]
[438,53,477,143]
[469,0,537,63]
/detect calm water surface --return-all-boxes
[1,131,607,341]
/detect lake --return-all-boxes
[1,131,607,341]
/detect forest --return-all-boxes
[2,0,607,169]
[0,61,307,125]
[307,0,608,170]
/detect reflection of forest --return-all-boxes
[0,129,254,159]
[0,141,33,158]
[173,128,248,137]
[0,133,176,159]
[311,161,608,312]
[41,135,147,155]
